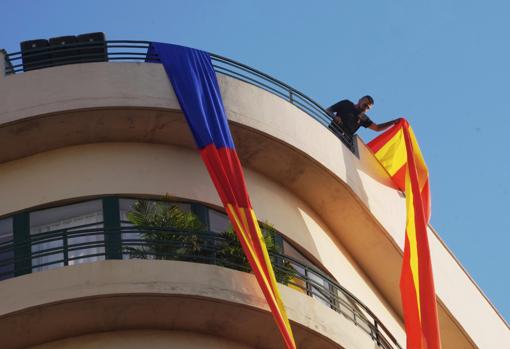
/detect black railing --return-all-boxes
[0,224,401,349]
[2,40,354,150]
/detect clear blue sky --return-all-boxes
[1,0,508,322]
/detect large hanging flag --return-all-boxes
[368,119,441,349]
[148,42,296,349]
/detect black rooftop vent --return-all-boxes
[19,32,106,72]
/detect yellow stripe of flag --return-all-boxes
[405,167,422,319]
[375,128,407,176]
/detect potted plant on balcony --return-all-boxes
[124,199,207,261]
[124,199,295,285]
[216,224,296,285]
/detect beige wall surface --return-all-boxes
[29,330,254,349]
[0,62,508,348]
[0,142,405,346]
[0,62,179,125]
[0,260,378,349]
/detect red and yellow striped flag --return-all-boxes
[368,119,441,349]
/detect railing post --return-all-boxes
[103,197,122,259]
[289,90,294,103]
[304,266,313,296]
[63,230,69,266]
[375,321,381,346]
[13,213,31,275]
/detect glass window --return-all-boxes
[282,239,313,266]
[209,209,231,233]
[120,198,137,259]
[308,269,333,307]
[336,286,358,320]
[351,299,375,336]
[30,200,104,271]
[119,198,143,257]
[287,261,307,294]
[120,198,136,227]
[0,218,14,280]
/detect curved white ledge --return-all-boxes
[0,260,377,349]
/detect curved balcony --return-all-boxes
[2,40,353,150]
[0,196,401,349]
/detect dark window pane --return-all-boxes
[209,209,230,233]
[0,218,14,280]
[282,239,312,266]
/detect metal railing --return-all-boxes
[0,224,401,349]
[2,40,354,150]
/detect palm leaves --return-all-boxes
[124,199,295,284]
[216,226,295,284]
[124,200,206,260]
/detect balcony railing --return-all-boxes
[0,223,401,349]
[2,40,354,150]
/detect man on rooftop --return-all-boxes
[327,95,400,136]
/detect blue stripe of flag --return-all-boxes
[148,42,235,150]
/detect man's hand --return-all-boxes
[369,118,401,132]
[333,116,342,125]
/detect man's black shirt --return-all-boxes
[327,99,373,135]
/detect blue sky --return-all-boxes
[1,0,508,322]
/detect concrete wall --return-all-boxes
[0,260,379,349]
[28,330,255,349]
[0,62,507,348]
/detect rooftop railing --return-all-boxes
[0,223,401,349]
[2,40,354,150]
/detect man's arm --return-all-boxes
[327,99,351,116]
[332,116,343,125]
[368,118,401,132]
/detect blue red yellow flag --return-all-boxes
[148,42,296,349]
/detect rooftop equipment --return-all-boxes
[20,32,106,72]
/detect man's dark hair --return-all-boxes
[361,95,374,104]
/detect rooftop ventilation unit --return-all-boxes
[20,39,51,72]
[20,32,107,72]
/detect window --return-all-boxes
[119,198,140,244]
[282,239,313,266]
[30,200,104,271]
[0,218,13,280]
[208,209,230,233]
[308,269,334,307]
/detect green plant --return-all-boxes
[216,223,296,285]
[124,199,206,260]
[125,199,296,285]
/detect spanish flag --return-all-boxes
[368,119,441,349]
[148,42,296,349]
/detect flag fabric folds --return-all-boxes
[148,42,296,349]
[368,119,441,349]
